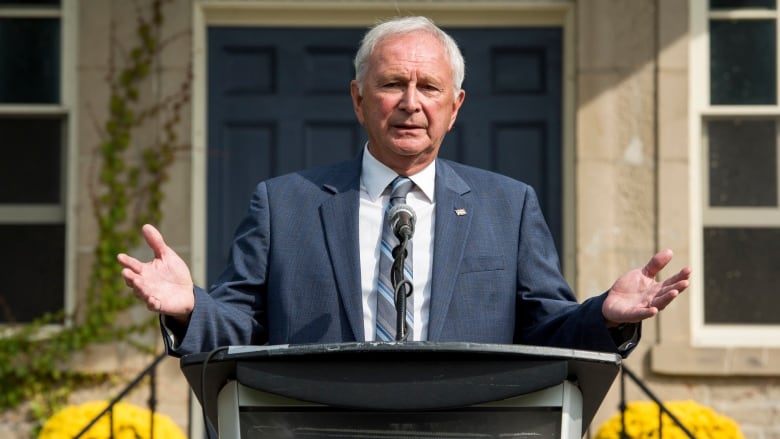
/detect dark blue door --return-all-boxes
[207,27,562,284]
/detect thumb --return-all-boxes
[142,224,167,259]
[643,249,674,278]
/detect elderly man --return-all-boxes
[118,16,690,356]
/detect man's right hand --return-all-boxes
[117,224,195,324]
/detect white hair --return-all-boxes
[353,16,465,98]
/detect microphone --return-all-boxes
[388,203,416,240]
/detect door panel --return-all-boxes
[438,28,562,259]
[207,27,562,283]
[207,28,365,282]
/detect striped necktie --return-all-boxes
[376,177,414,341]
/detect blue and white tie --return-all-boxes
[376,177,414,341]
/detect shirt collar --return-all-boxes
[361,144,436,203]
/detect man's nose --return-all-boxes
[398,85,421,113]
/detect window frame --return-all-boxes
[691,1,780,347]
[0,0,77,328]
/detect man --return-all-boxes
[118,16,691,357]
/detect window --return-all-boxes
[0,0,71,324]
[694,0,780,346]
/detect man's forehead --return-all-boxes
[371,35,448,68]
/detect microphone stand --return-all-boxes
[391,235,413,341]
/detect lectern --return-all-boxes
[181,342,620,438]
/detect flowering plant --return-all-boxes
[38,400,186,439]
[595,400,744,439]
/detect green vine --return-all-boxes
[0,0,190,429]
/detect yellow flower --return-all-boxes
[595,400,744,439]
[38,400,186,439]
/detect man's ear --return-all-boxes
[350,80,365,125]
[448,89,466,130]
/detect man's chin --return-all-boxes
[388,139,435,156]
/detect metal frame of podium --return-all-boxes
[181,342,621,438]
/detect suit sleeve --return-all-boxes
[512,186,640,356]
[160,182,271,357]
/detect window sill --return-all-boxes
[652,344,780,376]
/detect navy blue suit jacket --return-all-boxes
[166,157,631,355]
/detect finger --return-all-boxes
[624,307,659,323]
[142,224,167,260]
[147,296,163,313]
[121,268,155,303]
[121,267,135,284]
[651,289,680,310]
[664,277,690,294]
[117,253,143,273]
[152,297,162,313]
[642,249,674,278]
[654,275,688,306]
[131,280,158,310]
[661,267,692,290]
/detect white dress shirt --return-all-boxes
[359,146,435,341]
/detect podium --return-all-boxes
[181,342,620,438]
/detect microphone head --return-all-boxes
[388,203,416,239]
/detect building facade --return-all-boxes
[2,0,779,437]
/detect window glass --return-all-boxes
[0,0,65,327]
[0,117,62,204]
[710,19,776,105]
[0,18,60,104]
[0,224,64,323]
[704,227,780,324]
[708,119,777,207]
[710,0,776,9]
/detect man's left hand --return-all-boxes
[602,249,692,326]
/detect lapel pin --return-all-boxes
[454,208,467,216]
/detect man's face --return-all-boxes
[351,31,466,176]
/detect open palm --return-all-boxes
[602,249,692,325]
[117,224,195,321]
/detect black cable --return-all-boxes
[201,346,229,439]
[394,279,413,341]
[391,237,413,341]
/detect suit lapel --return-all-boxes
[319,159,365,341]
[428,160,472,340]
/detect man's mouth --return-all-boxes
[393,124,424,130]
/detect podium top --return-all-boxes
[189,340,622,362]
[181,342,621,432]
